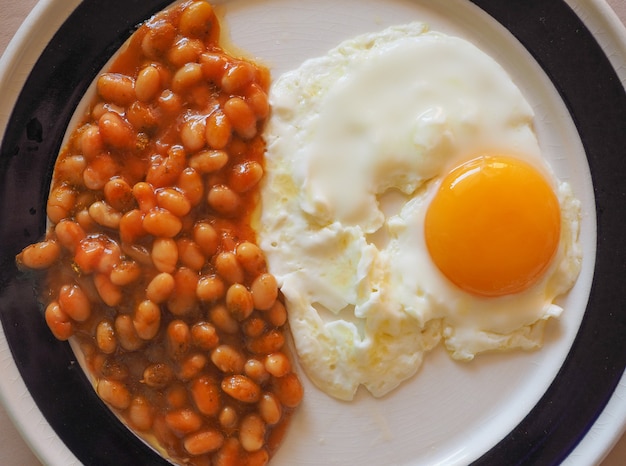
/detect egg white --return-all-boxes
[258,23,582,400]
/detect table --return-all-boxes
[1,1,625,464]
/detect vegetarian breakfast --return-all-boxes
[15,0,582,463]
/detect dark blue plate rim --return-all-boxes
[0,1,625,465]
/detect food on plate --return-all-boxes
[258,23,582,401]
[16,1,302,464]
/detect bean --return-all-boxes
[167,319,191,359]
[245,449,270,466]
[122,243,152,266]
[180,116,206,152]
[135,65,161,102]
[44,301,73,340]
[166,382,189,409]
[83,153,117,190]
[53,154,86,187]
[184,429,224,456]
[226,283,254,321]
[258,392,282,425]
[191,376,221,417]
[225,135,246,157]
[73,236,105,273]
[177,238,205,271]
[167,267,199,316]
[208,304,239,334]
[216,227,237,253]
[143,363,175,389]
[80,124,104,159]
[178,353,207,380]
[177,167,204,207]
[17,240,61,270]
[151,237,178,273]
[173,63,204,94]
[193,222,219,256]
[54,220,87,252]
[91,102,124,120]
[97,73,136,106]
[223,97,256,139]
[221,62,254,94]
[96,239,122,274]
[128,396,154,432]
[265,300,287,327]
[75,209,96,232]
[179,1,215,38]
[110,259,141,286]
[58,284,91,322]
[95,319,117,354]
[115,314,143,351]
[127,101,158,131]
[244,359,269,385]
[229,161,263,193]
[167,37,203,68]
[146,146,186,188]
[189,149,228,174]
[99,111,136,149]
[47,184,77,224]
[165,408,202,436]
[104,178,134,212]
[191,322,219,351]
[214,251,244,285]
[239,413,265,452]
[196,274,225,302]
[156,187,191,217]
[207,185,241,216]
[98,358,129,381]
[191,86,215,110]
[146,272,175,303]
[89,200,122,229]
[94,273,122,307]
[272,372,304,408]
[211,345,245,374]
[221,375,260,403]
[143,208,182,237]
[244,83,270,119]
[132,182,157,212]
[152,415,179,452]
[242,317,266,338]
[218,406,238,430]
[97,379,131,410]
[251,273,278,311]
[264,352,291,378]
[133,299,161,340]
[141,19,176,58]
[205,110,232,149]
[214,438,242,466]
[246,329,285,355]
[157,89,183,115]
[119,209,146,244]
[200,51,227,80]
[80,192,107,216]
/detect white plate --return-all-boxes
[0,1,624,465]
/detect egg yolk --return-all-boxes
[424,155,561,297]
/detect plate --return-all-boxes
[0,0,625,465]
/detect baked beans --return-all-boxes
[15,1,302,465]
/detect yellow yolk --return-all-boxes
[424,155,561,297]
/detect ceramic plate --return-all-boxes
[0,1,625,465]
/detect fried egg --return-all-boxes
[257,23,582,401]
